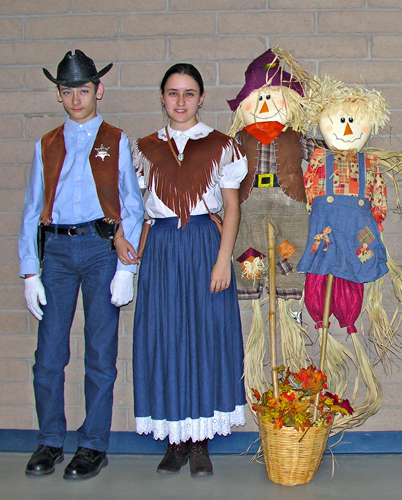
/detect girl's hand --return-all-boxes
[114,236,139,265]
[210,259,231,293]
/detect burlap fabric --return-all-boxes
[233,186,309,300]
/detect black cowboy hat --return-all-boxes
[43,49,113,87]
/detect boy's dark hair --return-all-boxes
[57,79,100,93]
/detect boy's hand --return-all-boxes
[110,270,134,307]
[24,275,47,320]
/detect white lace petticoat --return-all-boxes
[135,405,247,444]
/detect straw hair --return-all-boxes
[309,75,390,134]
[258,417,331,486]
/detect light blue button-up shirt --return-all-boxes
[18,114,144,277]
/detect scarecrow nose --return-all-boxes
[344,122,353,136]
[260,101,269,113]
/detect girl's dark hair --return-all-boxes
[160,63,204,95]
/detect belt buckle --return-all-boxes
[67,226,77,237]
[257,173,274,188]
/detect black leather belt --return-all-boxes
[253,173,280,188]
[43,224,92,237]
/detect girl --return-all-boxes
[116,64,247,477]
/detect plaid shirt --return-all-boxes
[304,148,387,229]
[257,134,319,174]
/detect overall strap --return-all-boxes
[357,152,367,199]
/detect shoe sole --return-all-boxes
[190,470,214,477]
[156,456,188,475]
[63,457,108,480]
[25,455,64,476]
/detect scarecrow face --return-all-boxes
[240,87,290,126]
[319,104,372,152]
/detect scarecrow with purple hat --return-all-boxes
[228,47,321,356]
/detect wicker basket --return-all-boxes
[258,416,331,486]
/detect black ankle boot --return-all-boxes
[156,441,190,474]
[189,439,213,477]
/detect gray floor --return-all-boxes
[0,452,401,500]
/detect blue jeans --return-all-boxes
[33,225,119,451]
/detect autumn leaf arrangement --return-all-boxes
[252,364,354,432]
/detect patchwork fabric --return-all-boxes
[276,258,294,276]
[357,226,375,245]
[277,239,297,259]
[356,243,374,263]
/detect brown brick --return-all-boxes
[0,238,20,265]
[0,212,23,237]
[121,13,215,37]
[113,383,134,407]
[65,406,85,429]
[72,39,166,64]
[0,310,28,334]
[0,117,23,140]
[0,68,24,90]
[0,336,36,358]
[111,408,129,431]
[25,116,64,140]
[218,12,314,35]
[0,42,70,65]
[270,0,364,6]
[117,337,133,360]
[25,15,117,40]
[318,60,402,85]
[0,406,34,429]
[271,36,368,60]
[0,90,60,116]
[0,18,22,41]
[0,382,35,405]
[170,37,266,61]
[0,141,36,165]
[72,0,166,12]
[0,360,31,383]
[98,90,160,114]
[372,35,402,58]
[0,286,26,310]
[119,114,164,142]
[0,0,69,15]
[0,189,26,212]
[121,62,216,88]
[319,10,402,34]
[171,0,265,9]
[369,0,402,6]
[1,263,22,287]
[64,359,85,384]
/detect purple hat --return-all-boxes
[227,49,304,112]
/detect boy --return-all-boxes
[19,50,143,480]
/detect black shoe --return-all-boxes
[189,440,213,477]
[156,441,190,474]
[25,445,64,476]
[63,447,108,480]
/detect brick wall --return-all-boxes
[1,1,401,436]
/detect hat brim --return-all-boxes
[43,63,113,87]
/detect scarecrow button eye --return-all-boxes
[340,117,346,123]
[266,95,271,100]
[349,117,354,123]
[259,96,263,101]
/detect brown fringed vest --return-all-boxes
[237,127,306,204]
[137,130,244,227]
[40,121,122,225]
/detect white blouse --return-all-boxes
[132,122,247,220]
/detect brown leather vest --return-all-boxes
[40,121,122,224]
[137,130,244,227]
[237,128,306,204]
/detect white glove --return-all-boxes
[24,275,47,321]
[110,270,134,307]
